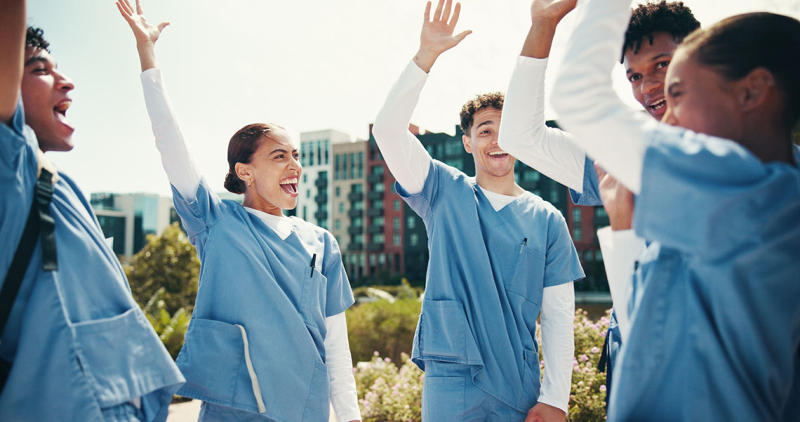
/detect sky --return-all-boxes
[26,0,800,197]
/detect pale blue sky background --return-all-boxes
[26,0,800,196]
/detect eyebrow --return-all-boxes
[269,147,297,155]
[24,56,52,67]
[626,53,672,74]
[475,119,495,130]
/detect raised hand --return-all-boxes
[414,0,472,73]
[530,0,577,24]
[116,0,169,71]
[595,163,635,231]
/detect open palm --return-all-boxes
[420,0,471,56]
[530,0,578,23]
[116,0,169,45]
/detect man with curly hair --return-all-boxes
[373,1,584,421]
[498,0,700,411]
[0,1,183,420]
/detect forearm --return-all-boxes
[550,0,655,194]
[140,69,202,198]
[324,312,361,422]
[596,227,645,342]
[372,60,433,195]
[498,57,586,192]
[0,0,25,124]
[538,282,575,413]
[136,41,157,72]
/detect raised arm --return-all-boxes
[550,0,658,194]
[118,0,201,199]
[372,0,470,195]
[0,0,25,124]
[498,0,588,193]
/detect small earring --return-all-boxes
[247,180,252,187]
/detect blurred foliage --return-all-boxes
[356,353,423,422]
[142,287,191,360]
[125,223,200,315]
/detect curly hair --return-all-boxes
[460,92,504,135]
[26,26,50,52]
[224,123,285,194]
[621,1,700,62]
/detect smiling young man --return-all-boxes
[0,1,184,421]
[372,1,583,421]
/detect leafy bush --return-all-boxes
[356,353,423,422]
[562,309,610,422]
[352,279,423,302]
[347,297,421,365]
[142,287,191,359]
[125,223,200,315]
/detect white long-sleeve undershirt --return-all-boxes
[596,228,646,343]
[140,69,360,422]
[372,60,575,413]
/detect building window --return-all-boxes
[524,171,541,182]
[393,217,400,230]
[306,189,310,198]
[410,233,419,246]
[407,216,416,229]
[357,152,364,178]
[373,234,384,244]
[372,165,384,176]
[573,208,581,223]
[334,219,340,230]
[335,186,340,197]
[596,207,608,218]
[375,183,384,192]
[354,201,364,211]
[353,217,363,227]
[302,206,307,220]
[393,234,401,246]
[339,203,345,213]
[573,227,582,241]
[373,216,384,226]
[394,200,401,211]
[585,250,593,262]
[596,250,603,262]
[303,174,307,183]
[335,155,340,180]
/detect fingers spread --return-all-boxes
[136,0,144,15]
[423,1,431,23]
[433,0,445,22]
[442,0,452,23]
[448,2,461,29]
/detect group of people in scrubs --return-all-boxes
[1,0,798,420]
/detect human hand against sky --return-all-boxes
[413,0,471,73]
[521,0,577,58]
[116,0,169,72]
[595,163,635,231]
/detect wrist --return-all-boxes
[413,47,440,73]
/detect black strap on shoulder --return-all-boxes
[0,169,57,341]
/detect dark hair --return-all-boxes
[460,92,504,134]
[621,1,700,62]
[26,26,50,52]
[224,123,284,194]
[681,12,800,129]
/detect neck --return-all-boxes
[475,171,524,197]
[740,117,796,165]
[242,192,284,216]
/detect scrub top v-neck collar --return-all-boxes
[474,182,534,225]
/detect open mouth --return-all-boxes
[648,98,666,111]
[279,177,299,196]
[53,100,73,128]
[488,150,509,158]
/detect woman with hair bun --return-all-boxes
[117,1,361,421]
[551,0,800,420]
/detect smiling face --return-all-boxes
[21,47,75,152]
[236,128,302,215]
[623,32,679,121]
[462,107,516,180]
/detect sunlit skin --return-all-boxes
[21,47,75,152]
[623,32,679,121]
[235,128,302,216]
[462,107,525,196]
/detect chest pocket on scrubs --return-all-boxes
[505,244,546,305]
[301,267,328,329]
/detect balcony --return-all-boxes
[314,193,328,203]
[348,192,363,201]
[367,208,383,217]
[367,242,383,251]
[315,178,328,188]
[347,243,364,252]
[367,191,383,200]
[348,226,364,235]
[348,209,363,218]
[367,225,384,234]
[314,211,327,221]
[367,174,383,183]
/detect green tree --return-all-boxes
[125,222,200,315]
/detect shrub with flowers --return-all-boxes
[355,352,423,422]
[353,305,613,421]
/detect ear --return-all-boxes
[462,134,473,154]
[235,162,253,186]
[739,67,775,112]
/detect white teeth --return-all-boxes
[279,178,298,185]
[650,99,666,109]
[488,151,507,156]
[54,100,71,114]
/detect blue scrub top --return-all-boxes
[0,103,184,422]
[398,160,584,412]
[608,126,800,421]
[171,179,354,422]
[569,156,603,207]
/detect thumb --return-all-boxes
[454,29,472,43]
[157,21,170,32]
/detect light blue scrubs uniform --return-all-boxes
[0,103,184,422]
[171,180,354,422]
[608,126,800,421]
[398,160,584,421]
[569,156,623,402]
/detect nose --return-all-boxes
[55,70,74,92]
[289,154,301,173]
[641,74,662,95]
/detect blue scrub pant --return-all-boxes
[422,361,528,422]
